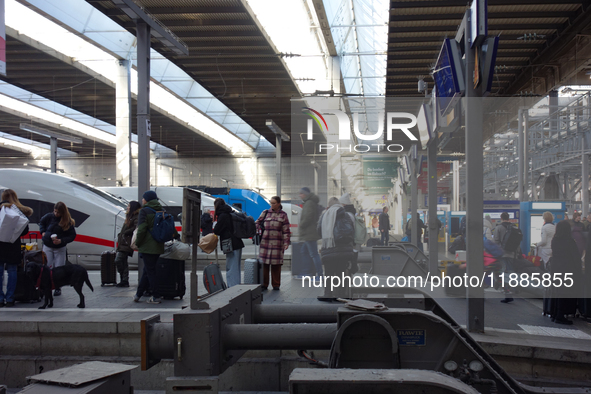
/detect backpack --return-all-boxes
[354,216,367,245]
[146,207,176,243]
[231,212,256,239]
[333,210,355,246]
[483,238,504,258]
[501,223,522,252]
[448,235,465,254]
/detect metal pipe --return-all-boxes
[518,109,524,201]
[223,323,337,350]
[253,304,339,324]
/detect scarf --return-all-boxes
[321,203,343,250]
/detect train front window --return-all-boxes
[70,181,127,209]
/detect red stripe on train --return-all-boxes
[23,231,114,248]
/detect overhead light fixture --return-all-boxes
[266,119,290,141]
[20,123,83,144]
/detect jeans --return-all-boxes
[225,248,243,287]
[302,241,323,277]
[0,262,17,303]
[43,245,67,268]
[115,251,130,282]
[136,253,161,299]
[381,230,389,246]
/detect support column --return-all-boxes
[428,136,438,275]
[49,137,57,173]
[410,152,418,248]
[464,10,484,333]
[453,161,459,211]
[136,21,151,281]
[518,109,524,201]
[116,59,132,186]
[276,135,282,197]
[583,149,589,217]
[136,21,151,203]
[524,111,530,201]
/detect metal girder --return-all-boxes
[111,0,189,55]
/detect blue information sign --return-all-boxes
[397,329,426,346]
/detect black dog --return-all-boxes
[26,262,94,309]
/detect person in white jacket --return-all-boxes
[483,214,494,241]
[537,211,556,268]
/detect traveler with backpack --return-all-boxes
[134,190,176,304]
[0,189,33,307]
[256,196,290,290]
[114,200,141,287]
[213,198,245,287]
[493,212,523,303]
[379,207,391,246]
[298,187,322,282]
[536,211,555,268]
[317,197,355,301]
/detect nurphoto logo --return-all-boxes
[303,107,418,153]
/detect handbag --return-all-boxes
[254,210,269,246]
[0,205,29,243]
[221,237,233,254]
[161,240,191,260]
[198,233,218,254]
[130,228,139,251]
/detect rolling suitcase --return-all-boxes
[156,257,186,300]
[203,249,227,294]
[244,243,263,284]
[100,250,117,286]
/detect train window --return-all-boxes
[19,199,89,227]
[70,181,127,209]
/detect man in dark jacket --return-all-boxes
[379,207,390,246]
[405,213,427,252]
[493,212,518,303]
[298,187,322,280]
[133,190,165,304]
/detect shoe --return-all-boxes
[53,289,61,296]
[273,287,280,291]
[116,281,130,288]
[555,318,573,325]
[133,295,141,302]
[261,286,268,291]
[147,297,161,304]
[5,301,15,307]
[500,298,514,303]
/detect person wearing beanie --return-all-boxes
[298,187,322,282]
[133,190,164,304]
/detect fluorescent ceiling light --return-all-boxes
[0,93,117,146]
[6,0,253,155]
[246,0,331,94]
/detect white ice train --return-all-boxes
[99,186,302,241]
[0,169,129,270]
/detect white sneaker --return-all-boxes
[147,297,161,304]
[133,295,141,302]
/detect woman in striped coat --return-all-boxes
[256,196,290,290]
